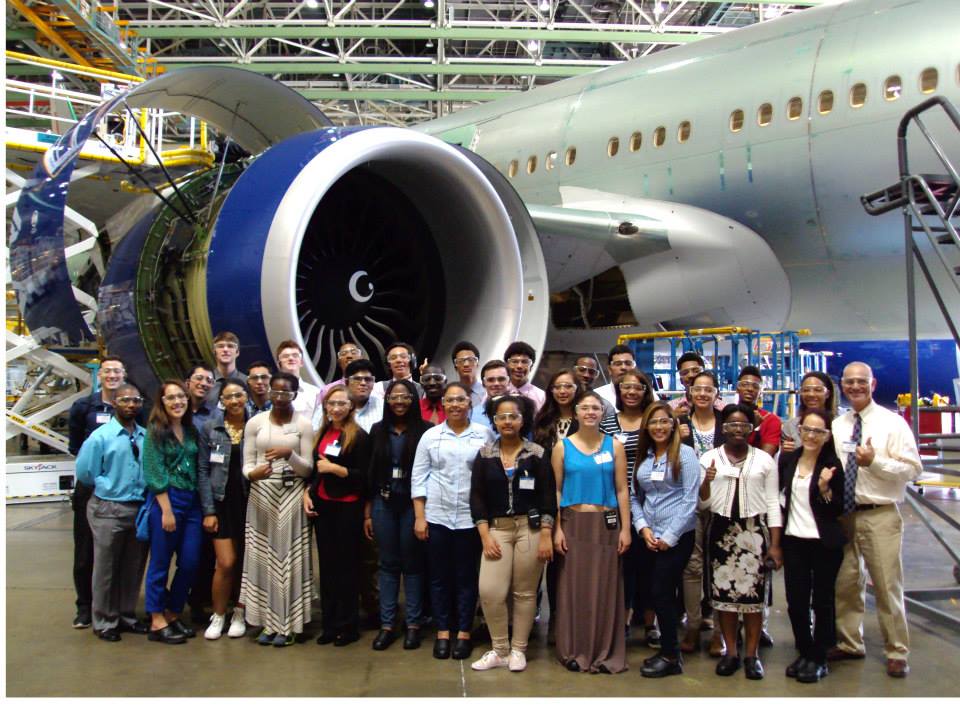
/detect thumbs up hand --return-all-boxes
[856,437,875,467]
[705,459,717,483]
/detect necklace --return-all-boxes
[225,420,244,445]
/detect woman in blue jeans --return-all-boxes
[364,380,432,651]
[142,379,202,645]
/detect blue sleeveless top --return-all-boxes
[560,434,618,508]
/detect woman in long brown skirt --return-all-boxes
[551,390,632,673]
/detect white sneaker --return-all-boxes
[508,649,527,672]
[227,607,246,638]
[204,613,225,640]
[471,650,509,671]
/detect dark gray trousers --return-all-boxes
[86,496,146,632]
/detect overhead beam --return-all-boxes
[7,0,95,68]
[158,61,601,77]
[298,89,513,101]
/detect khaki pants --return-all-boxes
[682,509,710,630]
[835,504,909,660]
[478,516,544,654]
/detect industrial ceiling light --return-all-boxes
[424,0,435,8]
[539,0,550,11]
[426,38,434,48]
[304,0,320,8]
[527,39,539,51]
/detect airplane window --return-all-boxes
[508,160,518,178]
[545,151,557,170]
[730,109,744,132]
[607,137,620,157]
[678,121,691,143]
[527,155,537,174]
[757,103,773,126]
[818,90,834,115]
[884,75,902,101]
[629,131,642,152]
[787,96,803,120]
[850,82,867,108]
[565,146,577,166]
[920,67,938,94]
[653,126,666,147]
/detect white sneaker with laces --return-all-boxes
[508,649,527,672]
[204,613,225,640]
[227,607,246,638]
[471,650,509,671]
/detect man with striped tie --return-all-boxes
[828,362,922,679]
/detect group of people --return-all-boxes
[69,335,922,682]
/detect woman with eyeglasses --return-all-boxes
[632,402,700,677]
[778,408,845,683]
[303,385,371,647]
[700,403,782,680]
[679,371,726,653]
[470,396,556,672]
[142,379,202,644]
[552,391,631,674]
[412,382,495,661]
[365,380,433,651]
[197,380,250,640]
[239,372,315,647]
[781,371,838,454]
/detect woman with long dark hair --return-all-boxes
[365,379,432,651]
[781,371,838,453]
[142,379,201,644]
[778,407,846,683]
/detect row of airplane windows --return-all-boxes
[505,65,952,179]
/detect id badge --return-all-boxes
[650,470,666,482]
[325,441,341,457]
[603,509,618,529]
[841,440,858,454]
[95,412,111,424]
[519,473,535,491]
[392,466,405,480]
[721,466,740,479]
[210,450,226,464]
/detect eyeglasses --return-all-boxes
[574,365,598,375]
[349,375,375,385]
[162,393,187,403]
[277,351,302,361]
[326,400,351,408]
[101,368,124,376]
[484,375,509,384]
[691,386,716,395]
[387,353,410,362]
[841,378,870,387]
[338,347,361,358]
[646,418,674,428]
[214,342,238,350]
[610,359,636,368]
[421,373,446,383]
[386,394,413,402]
[494,412,522,422]
[799,425,830,438]
[507,357,532,367]
[222,391,246,401]
[116,396,143,406]
[454,356,478,366]
[552,382,577,391]
[800,385,828,394]
[678,366,705,377]
[269,390,296,399]
[442,396,470,405]
[191,374,213,385]
[129,434,140,461]
[248,373,271,382]
[722,421,753,432]
[619,382,646,392]
[576,404,603,413]
[737,380,761,390]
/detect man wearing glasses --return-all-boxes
[736,366,781,458]
[595,344,640,409]
[345,359,384,432]
[68,356,143,630]
[829,362,921,679]
[503,341,545,413]
[186,365,216,434]
[205,331,247,404]
[420,364,448,425]
[670,352,726,416]
[320,342,364,400]
[275,340,321,420]
[573,355,601,392]
[75,384,149,641]
[245,361,273,415]
[373,342,424,400]
[451,341,485,408]
[471,360,513,428]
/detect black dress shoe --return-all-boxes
[452,638,473,660]
[170,619,196,639]
[796,659,828,683]
[565,659,581,672]
[316,631,336,645]
[744,656,765,680]
[759,630,774,648]
[148,625,187,645]
[334,630,360,647]
[372,629,396,651]
[786,655,804,678]
[98,628,122,642]
[715,654,741,676]
[641,654,683,678]
[433,638,451,659]
[119,620,150,635]
[72,610,92,629]
[403,628,421,650]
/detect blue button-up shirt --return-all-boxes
[75,417,147,503]
[411,421,495,530]
[631,443,699,547]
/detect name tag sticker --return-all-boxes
[392,466,405,480]
[519,474,535,490]
[594,451,613,465]
[842,440,858,454]
[325,441,341,457]
[650,470,666,482]
[95,412,111,424]
[210,451,225,464]
[721,466,740,479]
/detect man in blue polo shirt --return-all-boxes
[75,384,149,641]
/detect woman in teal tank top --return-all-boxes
[551,390,632,674]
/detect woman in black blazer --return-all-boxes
[777,407,845,684]
[304,384,371,647]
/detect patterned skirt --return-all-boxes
[708,514,769,614]
[239,478,314,635]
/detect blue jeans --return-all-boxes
[372,497,424,629]
[145,486,202,614]
[426,523,480,634]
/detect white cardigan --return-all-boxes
[698,446,782,527]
